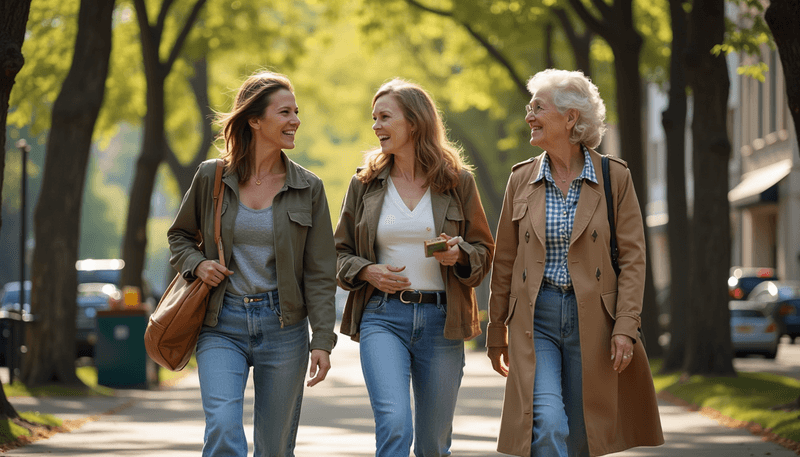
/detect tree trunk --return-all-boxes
[0,0,33,421]
[660,0,690,373]
[119,0,207,290]
[765,0,800,409]
[23,0,115,386]
[765,0,800,140]
[567,0,662,357]
[0,0,33,236]
[682,0,734,376]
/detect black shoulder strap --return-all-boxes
[602,156,620,277]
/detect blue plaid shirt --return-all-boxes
[535,146,597,288]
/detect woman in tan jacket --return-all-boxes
[487,69,664,456]
[335,79,494,457]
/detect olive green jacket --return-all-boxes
[167,154,338,353]
[335,166,495,341]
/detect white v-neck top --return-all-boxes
[374,177,445,291]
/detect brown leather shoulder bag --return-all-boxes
[145,160,225,371]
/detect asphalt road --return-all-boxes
[733,336,800,379]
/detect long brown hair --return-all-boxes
[357,79,471,192]
[215,71,294,183]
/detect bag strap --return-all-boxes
[213,160,226,268]
[602,156,620,277]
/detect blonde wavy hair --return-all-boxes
[215,71,294,183]
[526,69,607,149]
[357,79,471,192]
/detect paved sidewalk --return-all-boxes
[2,337,797,456]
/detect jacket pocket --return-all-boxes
[287,210,312,227]
[511,200,528,222]
[601,290,617,320]
[504,295,518,325]
[445,204,464,222]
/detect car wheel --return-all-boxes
[765,349,778,359]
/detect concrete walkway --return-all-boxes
[3,337,797,456]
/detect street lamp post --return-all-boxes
[14,138,30,381]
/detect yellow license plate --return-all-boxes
[736,325,753,334]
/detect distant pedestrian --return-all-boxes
[167,71,337,456]
[335,78,494,457]
[486,69,664,456]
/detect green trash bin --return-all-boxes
[95,309,150,388]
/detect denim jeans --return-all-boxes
[531,283,588,457]
[359,293,465,457]
[196,291,309,457]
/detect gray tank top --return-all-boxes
[226,202,278,295]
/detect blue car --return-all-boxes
[729,300,779,359]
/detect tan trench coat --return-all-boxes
[486,148,664,456]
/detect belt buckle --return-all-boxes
[399,290,422,304]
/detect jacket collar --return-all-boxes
[220,151,309,198]
[282,151,311,190]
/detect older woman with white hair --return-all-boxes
[486,69,664,456]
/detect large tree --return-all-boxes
[23,0,115,385]
[659,0,690,373]
[0,0,33,422]
[682,0,735,375]
[119,0,207,290]
[765,0,800,411]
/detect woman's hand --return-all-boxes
[487,347,510,377]
[307,349,331,387]
[610,334,635,373]
[433,233,466,267]
[195,260,233,287]
[358,264,412,293]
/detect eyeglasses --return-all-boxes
[525,102,544,116]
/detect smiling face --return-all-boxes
[372,94,415,157]
[525,91,575,151]
[249,88,300,153]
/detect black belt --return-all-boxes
[385,290,447,304]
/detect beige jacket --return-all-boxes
[335,166,494,341]
[167,154,338,353]
[487,148,664,456]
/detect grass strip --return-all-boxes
[651,359,800,449]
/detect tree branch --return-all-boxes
[156,0,176,35]
[585,0,614,21]
[404,0,528,96]
[166,0,207,71]
[567,0,608,39]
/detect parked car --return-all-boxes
[76,282,122,357]
[748,280,800,339]
[0,281,33,367]
[729,300,780,358]
[728,267,777,300]
[0,278,123,363]
[77,258,157,311]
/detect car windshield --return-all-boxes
[731,309,765,318]
[77,295,108,307]
[77,269,120,285]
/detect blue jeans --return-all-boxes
[196,291,309,457]
[531,284,588,457]
[359,293,465,457]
